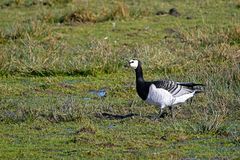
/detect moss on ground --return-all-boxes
[0,0,239,159]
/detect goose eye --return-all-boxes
[129,61,134,64]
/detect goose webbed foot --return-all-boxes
[158,108,167,118]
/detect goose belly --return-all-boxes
[145,85,174,108]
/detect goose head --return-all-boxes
[129,59,140,70]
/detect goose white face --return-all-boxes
[129,59,139,69]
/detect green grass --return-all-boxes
[0,0,240,159]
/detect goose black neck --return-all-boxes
[135,63,144,82]
[135,63,149,100]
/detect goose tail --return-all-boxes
[177,82,205,94]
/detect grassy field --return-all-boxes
[0,0,240,159]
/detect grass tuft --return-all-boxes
[63,9,97,24]
[0,0,239,159]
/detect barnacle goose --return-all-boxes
[129,59,204,118]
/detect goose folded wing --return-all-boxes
[152,80,194,97]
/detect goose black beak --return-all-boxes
[123,61,130,68]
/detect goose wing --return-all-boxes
[152,80,204,97]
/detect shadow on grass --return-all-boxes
[95,112,169,120]
[96,112,138,120]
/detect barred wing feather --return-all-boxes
[152,80,204,97]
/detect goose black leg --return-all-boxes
[169,106,174,119]
[189,97,194,105]
[158,107,163,118]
